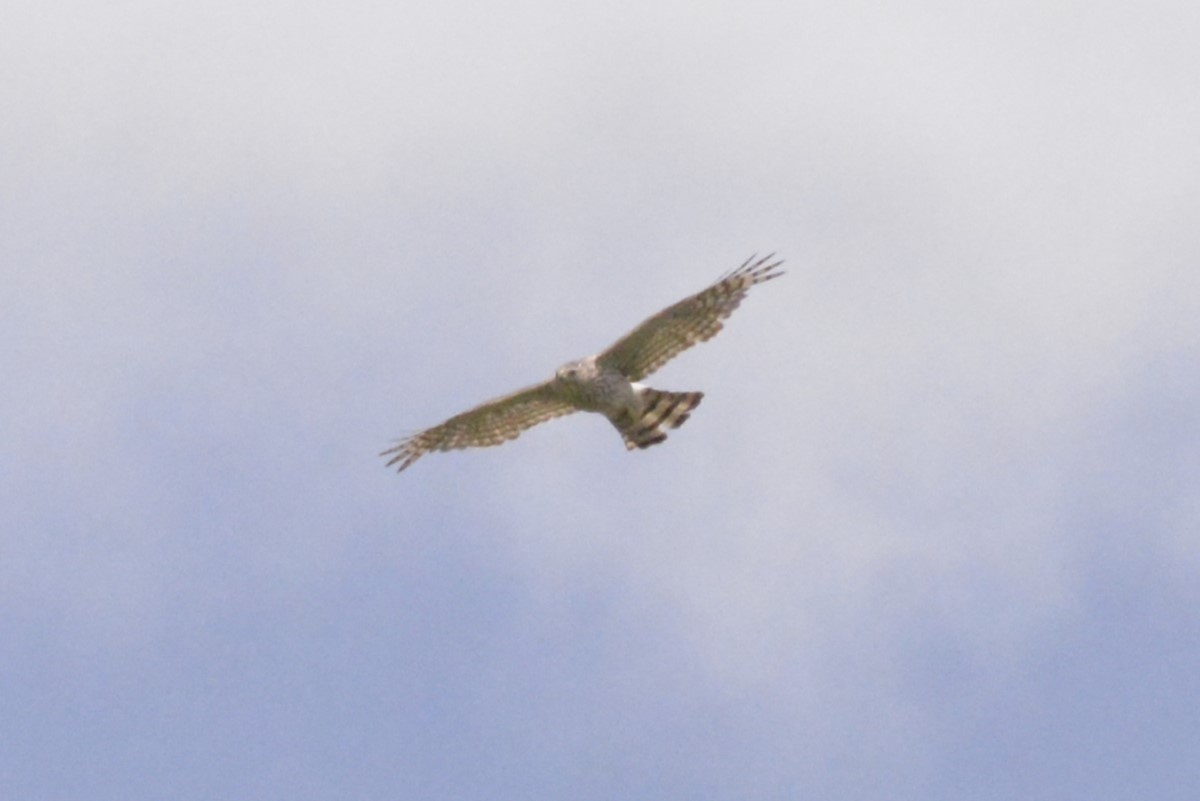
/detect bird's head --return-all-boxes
[554,358,592,384]
[555,361,581,384]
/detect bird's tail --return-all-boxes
[619,388,704,450]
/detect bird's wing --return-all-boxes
[596,254,784,381]
[381,380,577,472]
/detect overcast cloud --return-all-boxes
[2,1,1198,798]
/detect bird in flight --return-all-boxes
[382,254,784,472]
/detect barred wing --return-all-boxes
[596,254,784,381]
[381,380,577,472]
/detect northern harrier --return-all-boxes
[382,254,784,472]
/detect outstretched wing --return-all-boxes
[381,380,577,472]
[596,254,784,381]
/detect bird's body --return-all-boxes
[553,356,705,451]
[552,357,636,416]
[382,254,783,472]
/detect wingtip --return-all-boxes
[380,438,419,472]
[713,253,785,287]
[743,252,785,282]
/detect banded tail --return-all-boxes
[619,388,704,450]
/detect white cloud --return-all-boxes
[2,0,1198,797]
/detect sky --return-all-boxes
[2,0,1199,798]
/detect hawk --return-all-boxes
[382,254,784,472]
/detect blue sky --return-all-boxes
[3,1,1198,798]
